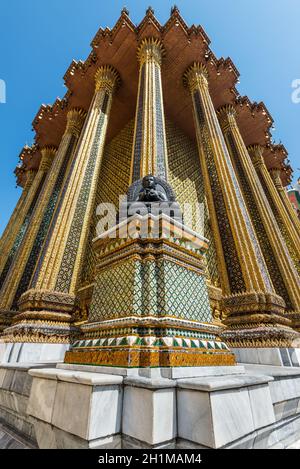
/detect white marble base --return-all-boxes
[57,363,245,379]
[232,347,300,367]
[0,342,69,364]
[27,368,123,443]
[2,362,300,449]
[123,383,177,445]
[177,374,275,448]
[0,342,6,363]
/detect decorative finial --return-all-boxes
[121,6,129,16]
[146,6,154,15]
[171,5,179,14]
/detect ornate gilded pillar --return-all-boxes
[131,38,168,182]
[218,105,300,315]
[0,147,55,290]
[248,145,300,276]
[183,63,297,348]
[0,109,86,313]
[0,167,36,258]
[1,66,120,346]
[270,168,300,237]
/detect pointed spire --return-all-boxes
[146,6,155,15]
[171,5,180,15]
[121,6,129,16]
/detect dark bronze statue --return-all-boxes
[137,175,168,202]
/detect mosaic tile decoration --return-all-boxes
[55,94,109,293]
[80,119,133,286]
[71,336,230,351]
[89,256,213,324]
[193,91,248,293]
[132,65,145,182]
[12,136,77,308]
[258,171,300,276]
[227,132,291,307]
[166,119,220,286]
[154,64,167,180]
[0,174,46,290]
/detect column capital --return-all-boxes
[39,146,57,173]
[269,168,283,189]
[94,65,121,94]
[137,38,164,67]
[24,169,37,190]
[247,144,265,168]
[183,62,209,93]
[217,104,237,132]
[65,108,87,138]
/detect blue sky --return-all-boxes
[0,0,299,235]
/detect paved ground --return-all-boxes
[0,423,34,449]
[0,421,299,449]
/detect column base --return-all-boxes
[0,310,16,334]
[286,311,300,333]
[221,291,300,348]
[64,316,235,368]
[1,289,79,346]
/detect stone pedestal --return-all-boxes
[65,214,235,368]
[1,362,300,448]
[27,368,123,449]
[177,373,275,448]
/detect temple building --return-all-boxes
[288,177,300,220]
[0,8,300,450]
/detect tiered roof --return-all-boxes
[15,7,292,187]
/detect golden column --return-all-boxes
[131,38,168,182]
[218,104,300,314]
[0,147,56,290]
[0,109,86,312]
[0,166,36,260]
[269,167,300,237]
[248,145,300,275]
[1,66,120,345]
[183,63,296,348]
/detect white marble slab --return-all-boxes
[1,342,68,364]
[176,373,272,392]
[57,364,245,379]
[27,377,57,423]
[29,368,123,386]
[51,380,122,441]
[248,384,275,429]
[123,386,176,445]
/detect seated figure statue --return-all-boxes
[137,175,168,202]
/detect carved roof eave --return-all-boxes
[32,93,70,132]
[16,9,288,187]
[234,95,273,144]
[27,10,241,145]
[236,96,273,124]
[14,144,41,187]
[264,143,292,186]
[90,8,211,48]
